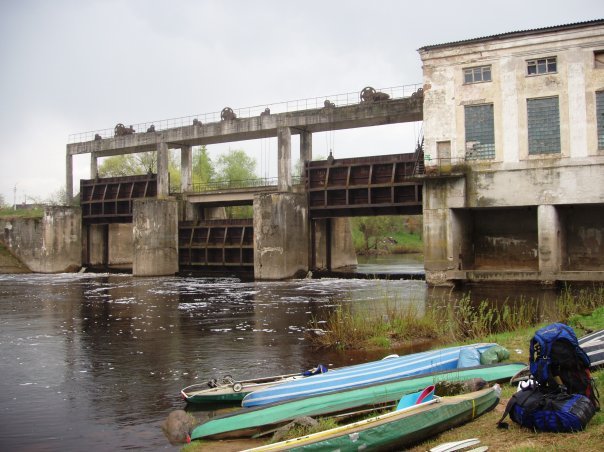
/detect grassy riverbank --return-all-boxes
[183,289,604,452]
[307,286,604,350]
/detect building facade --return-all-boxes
[418,20,604,286]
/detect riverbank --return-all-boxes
[183,305,604,451]
[408,309,604,452]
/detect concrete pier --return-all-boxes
[132,199,178,276]
[253,192,308,280]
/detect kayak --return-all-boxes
[242,386,501,451]
[190,362,524,440]
[181,365,327,403]
[242,343,496,407]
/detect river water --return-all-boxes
[0,262,559,451]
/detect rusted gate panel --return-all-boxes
[306,153,423,218]
[179,219,253,269]
[80,174,157,224]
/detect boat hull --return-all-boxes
[244,386,500,452]
[190,362,524,440]
[242,343,495,408]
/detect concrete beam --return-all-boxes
[66,96,423,157]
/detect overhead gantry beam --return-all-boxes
[66,93,423,199]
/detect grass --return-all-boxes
[306,286,604,351]
[0,207,44,219]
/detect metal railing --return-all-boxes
[68,84,422,144]
[187,176,303,193]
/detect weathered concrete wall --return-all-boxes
[253,192,308,280]
[559,205,604,271]
[313,218,358,270]
[132,199,178,276]
[86,224,106,266]
[2,207,81,273]
[108,224,132,266]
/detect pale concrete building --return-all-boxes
[418,20,604,286]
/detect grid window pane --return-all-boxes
[463,65,492,84]
[597,91,604,150]
[464,70,473,84]
[527,97,560,154]
[527,57,557,75]
[465,104,495,160]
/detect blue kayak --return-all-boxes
[242,343,496,407]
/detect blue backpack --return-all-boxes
[498,387,596,432]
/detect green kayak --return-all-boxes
[243,385,501,451]
[190,362,524,440]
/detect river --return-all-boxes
[0,260,558,451]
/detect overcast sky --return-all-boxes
[0,0,601,205]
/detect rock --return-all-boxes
[161,410,197,445]
[272,416,318,442]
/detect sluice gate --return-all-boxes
[178,219,254,271]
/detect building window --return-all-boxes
[527,57,557,75]
[527,97,560,154]
[596,51,604,69]
[464,104,495,159]
[463,65,492,84]
[597,91,604,150]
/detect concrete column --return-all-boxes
[277,127,292,192]
[300,131,312,184]
[90,152,98,179]
[312,218,357,271]
[157,142,170,198]
[133,199,178,276]
[253,192,308,279]
[66,151,73,203]
[538,205,561,274]
[181,145,192,192]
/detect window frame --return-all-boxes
[464,103,496,160]
[463,65,492,84]
[526,56,557,76]
[527,96,561,155]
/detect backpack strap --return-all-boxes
[497,388,542,429]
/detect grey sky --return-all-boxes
[0,0,601,205]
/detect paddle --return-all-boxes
[396,385,435,410]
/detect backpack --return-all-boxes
[497,387,596,432]
[529,323,598,408]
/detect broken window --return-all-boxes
[527,57,557,75]
[463,65,492,84]
[597,91,604,150]
[527,96,560,154]
[464,104,495,159]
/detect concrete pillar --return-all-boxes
[133,199,178,276]
[86,224,107,266]
[66,151,73,203]
[312,218,357,271]
[277,127,292,192]
[90,152,98,179]
[181,145,192,192]
[538,205,561,274]
[300,131,312,184]
[253,192,308,279]
[157,142,170,198]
